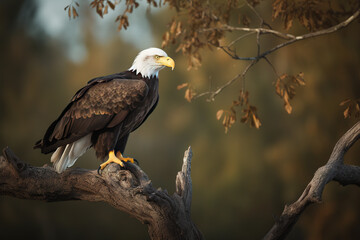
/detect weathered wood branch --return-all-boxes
[0,146,203,240]
[264,121,360,240]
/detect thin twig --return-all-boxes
[257,8,360,59]
[264,57,280,79]
[228,32,256,48]
[202,8,360,57]
[245,0,272,29]
[196,8,360,101]
[194,60,257,101]
[200,25,296,40]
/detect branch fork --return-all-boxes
[264,121,360,240]
[0,146,203,240]
[197,7,360,102]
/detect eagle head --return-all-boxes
[129,48,175,79]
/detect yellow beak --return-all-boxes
[157,56,175,70]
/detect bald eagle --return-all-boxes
[34,48,175,173]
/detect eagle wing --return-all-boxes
[36,78,149,154]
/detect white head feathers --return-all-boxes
[129,48,174,78]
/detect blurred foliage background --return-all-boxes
[0,0,360,239]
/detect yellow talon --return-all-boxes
[98,150,135,175]
[116,151,135,164]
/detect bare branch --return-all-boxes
[195,8,360,108]
[194,60,257,101]
[258,8,360,60]
[334,164,360,186]
[211,7,359,62]
[0,147,203,240]
[264,121,360,240]
[220,25,296,40]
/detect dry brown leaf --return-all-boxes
[344,107,350,119]
[177,83,188,90]
[176,22,182,37]
[252,114,261,129]
[68,6,71,19]
[285,103,292,114]
[107,0,115,9]
[72,6,78,19]
[216,110,224,120]
[284,17,293,30]
[184,88,192,102]
[283,92,292,114]
[339,98,351,106]
[229,115,236,124]
[222,114,228,125]
[295,72,305,86]
[170,20,177,34]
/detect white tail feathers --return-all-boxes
[51,134,92,173]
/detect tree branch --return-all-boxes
[264,121,360,240]
[194,59,257,101]
[217,7,360,60]
[0,146,203,240]
[195,7,360,108]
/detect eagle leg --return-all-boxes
[97,150,135,175]
[115,151,135,164]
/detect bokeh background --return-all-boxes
[1,0,360,239]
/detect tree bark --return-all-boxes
[2,122,360,239]
[0,146,203,240]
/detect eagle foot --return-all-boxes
[97,150,136,175]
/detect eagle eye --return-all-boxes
[155,55,160,59]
